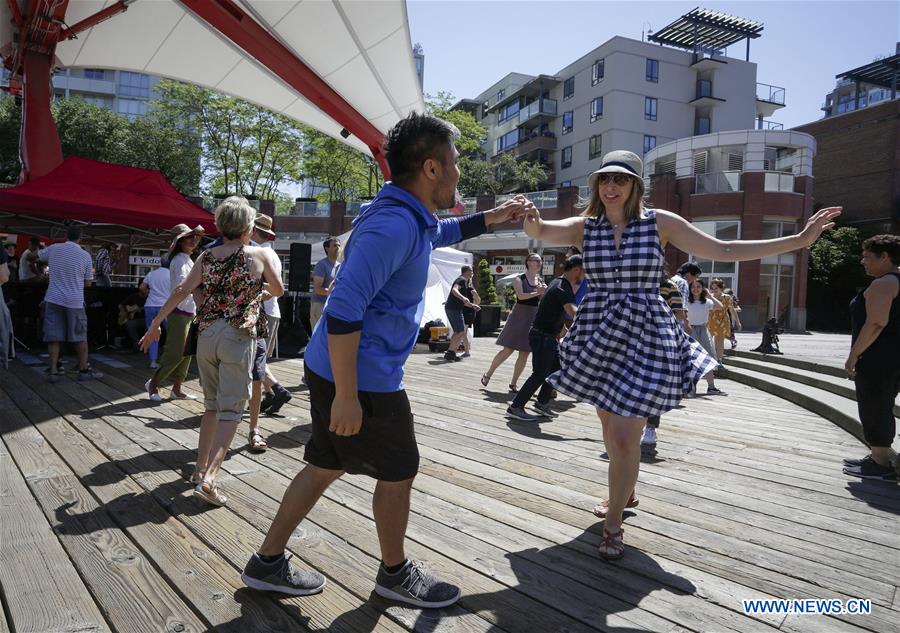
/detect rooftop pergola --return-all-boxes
[648,7,764,61]
[836,53,900,100]
[0,0,425,182]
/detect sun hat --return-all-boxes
[254,213,276,238]
[168,223,205,253]
[588,150,643,191]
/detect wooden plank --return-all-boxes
[0,433,111,633]
[4,367,419,633]
[0,384,209,633]
[26,367,501,633]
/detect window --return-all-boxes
[589,135,602,160]
[643,135,657,153]
[118,71,150,98]
[691,220,741,294]
[694,115,711,135]
[497,100,520,124]
[644,96,657,121]
[561,146,572,169]
[590,96,603,122]
[560,180,572,187]
[481,101,489,119]
[84,68,106,80]
[562,111,573,134]
[497,89,505,102]
[696,79,712,99]
[495,129,520,154]
[591,59,605,85]
[645,59,659,83]
[118,98,150,118]
[563,77,575,100]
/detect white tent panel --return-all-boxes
[1,0,425,155]
[308,229,473,327]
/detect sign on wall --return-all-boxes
[129,255,162,266]
[491,263,555,276]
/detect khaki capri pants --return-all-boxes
[195,319,255,422]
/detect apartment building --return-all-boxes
[821,43,899,118]
[456,8,785,190]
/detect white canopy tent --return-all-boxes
[310,230,473,326]
[0,0,425,154]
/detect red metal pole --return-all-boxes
[19,47,63,182]
[59,0,131,40]
[178,0,391,180]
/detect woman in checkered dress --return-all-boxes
[523,150,842,561]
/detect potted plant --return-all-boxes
[474,258,501,336]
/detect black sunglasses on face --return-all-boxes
[597,173,633,186]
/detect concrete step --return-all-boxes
[726,348,845,378]
[723,355,900,419]
[722,364,900,454]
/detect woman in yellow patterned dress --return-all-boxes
[708,278,740,360]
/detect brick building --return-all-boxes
[794,99,900,235]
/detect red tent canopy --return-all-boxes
[0,156,217,234]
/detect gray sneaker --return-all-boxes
[533,402,558,417]
[506,405,544,421]
[241,553,326,596]
[375,560,460,608]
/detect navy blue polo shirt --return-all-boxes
[304,182,486,392]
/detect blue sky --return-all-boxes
[407,1,899,128]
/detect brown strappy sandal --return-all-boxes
[599,526,625,560]
[592,493,639,518]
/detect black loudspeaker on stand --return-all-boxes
[289,242,312,292]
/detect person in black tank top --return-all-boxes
[844,234,900,482]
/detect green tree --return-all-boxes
[476,258,498,304]
[300,130,378,201]
[0,95,200,193]
[153,81,303,200]
[0,96,21,183]
[427,91,547,196]
[807,225,867,331]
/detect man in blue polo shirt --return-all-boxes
[243,112,530,607]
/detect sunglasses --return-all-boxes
[597,173,634,186]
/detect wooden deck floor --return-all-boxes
[1,342,898,633]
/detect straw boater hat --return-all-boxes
[254,213,276,238]
[168,223,205,254]
[587,150,644,191]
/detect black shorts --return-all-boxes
[463,307,476,326]
[855,367,900,447]
[303,367,419,481]
[251,338,267,381]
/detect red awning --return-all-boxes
[0,156,216,233]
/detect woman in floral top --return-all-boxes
[141,196,284,506]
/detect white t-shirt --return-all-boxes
[169,252,196,314]
[143,267,171,308]
[39,242,93,308]
[686,298,713,326]
[261,242,282,319]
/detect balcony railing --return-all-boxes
[291,201,331,217]
[695,171,741,194]
[756,82,786,105]
[496,189,558,210]
[757,119,784,131]
[518,98,557,125]
[764,172,795,193]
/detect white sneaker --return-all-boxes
[150,361,159,369]
[641,426,657,445]
[145,379,162,402]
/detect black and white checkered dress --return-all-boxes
[548,210,718,417]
